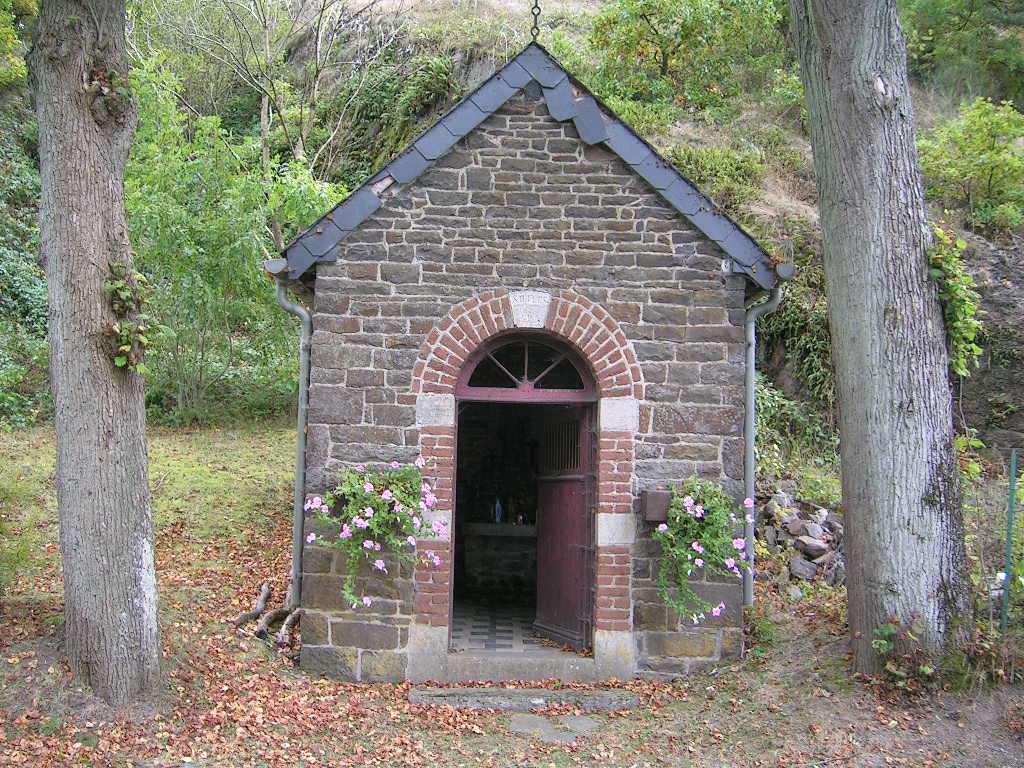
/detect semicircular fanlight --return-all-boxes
[464,339,587,392]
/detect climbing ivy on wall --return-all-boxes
[928,224,983,377]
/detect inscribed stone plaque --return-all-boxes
[509,290,550,328]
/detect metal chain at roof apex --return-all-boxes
[530,0,541,41]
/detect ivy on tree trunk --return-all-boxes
[787,0,970,672]
[28,0,162,706]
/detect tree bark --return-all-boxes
[29,0,161,706]
[787,0,970,671]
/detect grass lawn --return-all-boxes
[0,422,1021,767]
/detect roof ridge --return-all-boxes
[272,43,780,289]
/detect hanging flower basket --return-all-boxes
[306,457,447,609]
[651,476,753,625]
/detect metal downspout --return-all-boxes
[743,285,785,607]
[274,278,313,610]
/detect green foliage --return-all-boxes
[0,319,48,429]
[760,215,984,414]
[958,468,1024,686]
[759,225,836,410]
[941,623,1024,689]
[102,261,153,373]
[755,375,836,463]
[755,373,839,501]
[126,60,340,422]
[665,144,766,214]
[316,462,443,608]
[743,600,778,651]
[0,103,44,334]
[928,225,984,376]
[1007,467,1024,632]
[602,94,683,137]
[954,428,986,487]
[652,476,748,623]
[0,0,34,88]
[902,0,1024,103]
[589,0,786,111]
[796,472,841,510]
[323,55,459,187]
[918,98,1024,232]
[764,65,805,123]
[870,617,937,697]
[547,0,788,136]
[0,97,49,429]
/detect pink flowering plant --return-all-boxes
[651,476,752,625]
[304,456,446,609]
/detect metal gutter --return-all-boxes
[742,263,796,606]
[270,275,313,610]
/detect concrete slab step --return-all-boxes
[408,686,639,711]
[443,651,597,683]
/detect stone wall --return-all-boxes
[632,535,744,674]
[300,87,748,680]
[298,514,416,681]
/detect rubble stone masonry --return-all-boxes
[299,90,746,680]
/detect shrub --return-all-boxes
[755,373,838,491]
[0,0,35,88]
[589,0,785,111]
[755,213,841,415]
[0,86,48,429]
[939,621,1024,690]
[765,65,805,124]
[0,319,49,429]
[126,60,338,423]
[324,54,460,187]
[0,101,45,334]
[652,476,750,624]
[601,95,682,137]
[666,144,766,214]
[902,0,1024,103]
[743,599,778,652]
[918,98,1024,233]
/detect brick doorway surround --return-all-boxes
[406,289,645,680]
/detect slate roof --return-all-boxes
[271,43,783,289]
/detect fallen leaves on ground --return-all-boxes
[1,424,1021,767]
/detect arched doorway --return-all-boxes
[451,333,598,652]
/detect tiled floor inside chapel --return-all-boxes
[449,600,581,658]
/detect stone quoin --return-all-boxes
[267,43,790,682]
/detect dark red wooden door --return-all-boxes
[533,406,594,650]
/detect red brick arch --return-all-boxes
[411,289,642,636]
[411,289,644,399]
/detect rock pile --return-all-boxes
[755,491,846,586]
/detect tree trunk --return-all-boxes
[29,0,162,706]
[787,0,970,672]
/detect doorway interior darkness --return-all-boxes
[452,335,598,653]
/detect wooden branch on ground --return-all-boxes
[275,608,303,647]
[230,581,271,628]
[255,607,290,639]
[233,625,279,652]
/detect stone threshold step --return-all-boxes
[408,686,639,711]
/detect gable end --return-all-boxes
[275,44,780,289]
